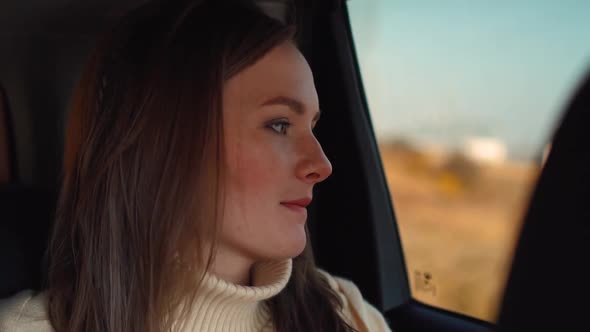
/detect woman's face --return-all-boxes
[220,41,332,263]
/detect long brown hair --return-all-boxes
[46,1,356,331]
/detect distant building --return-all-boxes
[462,137,508,164]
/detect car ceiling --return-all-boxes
[0,0,292,32]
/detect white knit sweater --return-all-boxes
[0,259,391,332]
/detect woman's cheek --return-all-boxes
[232,140,285,193]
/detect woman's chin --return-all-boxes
[264,228,307,260]
[286,226,308,257]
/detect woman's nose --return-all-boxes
[295,137,333,184]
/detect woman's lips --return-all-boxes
[281,197,312,207]
[280,197,312,215]
[281,202,307,214]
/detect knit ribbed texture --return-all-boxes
[176,259,292,332]
[1,258,393,332]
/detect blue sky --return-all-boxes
[348,0,590,160]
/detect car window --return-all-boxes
[348,0,590,322]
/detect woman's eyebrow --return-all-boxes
[260,95,321,121]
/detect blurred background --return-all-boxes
[347,0,590,322]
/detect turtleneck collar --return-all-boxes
[176,259,292,332]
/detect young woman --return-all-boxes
[0,1,391,331]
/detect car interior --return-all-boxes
[1,0,589,331]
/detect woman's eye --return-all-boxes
[268,121,291,135]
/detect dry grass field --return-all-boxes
[379,141,541,321]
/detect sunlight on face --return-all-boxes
[220,41,332,262]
